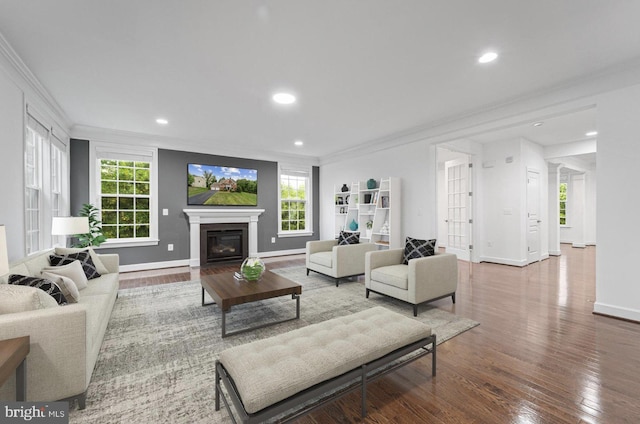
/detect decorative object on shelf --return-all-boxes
[341,184,349,192]
[345,195,350,204]
[381,196,389,208]
[349,219,359,231]
[337,197,344,205]
[364,194,372,203]
[366,220,373,238]
[367,178,377,189]
[240,257,265,281]
[380,221,390,235]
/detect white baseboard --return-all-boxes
[478,256,527,267]
[258,248,306,258]
[119,259,190,273]
[549,250,562,256]
[125,249,307,271]
[593,302,640,322]
[572,242,587,248]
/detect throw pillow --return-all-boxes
[41,260,89,290]
[41,272,80,303]
[0,284,59,314]
[338,231,360,246]
[49,251,101,280]
[54,246,109,275]
[402,237,436,264]
[8,274,68,305]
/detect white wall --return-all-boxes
[320,140,438,243]
[0,67,26,262]
[594,83,640,321]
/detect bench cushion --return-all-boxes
[219,306,431,414]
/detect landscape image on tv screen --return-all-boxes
[187,163,258,206]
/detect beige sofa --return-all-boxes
[0,248,119,408]
[365,249,458,316]
[306,239,378,286]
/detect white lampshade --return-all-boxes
[51,217,90,236]
[0,225,9,276]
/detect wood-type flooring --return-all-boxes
[119,245,640,423]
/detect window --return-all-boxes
[278,165,312,237]
[24,109,69,254]
[559,182,567,225]
[90,142,158,248]
[24,119,44,254]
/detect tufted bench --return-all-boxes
[215,306,436,423]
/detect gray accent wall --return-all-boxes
[70,140,319,266]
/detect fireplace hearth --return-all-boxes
[200,223,248,266]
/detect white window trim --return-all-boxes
[559,179,569,228]
[24,104,70,255]
[89,141,159,248]
[277,163,313,238]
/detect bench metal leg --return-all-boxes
[215,361,220,411]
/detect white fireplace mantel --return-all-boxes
[183,208,265,267]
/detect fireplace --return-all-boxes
[200,223,248,266]
[183,208,265,268]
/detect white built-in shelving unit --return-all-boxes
[334,177,401,249]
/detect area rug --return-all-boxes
[69,266,478,423]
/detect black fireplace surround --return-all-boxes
[200,223,248,266]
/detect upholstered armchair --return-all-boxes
[306,239,378,286]
[365,248,458,316]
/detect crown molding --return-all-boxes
[319,57,640,166]
[71,125,320,167]
[0,31,72,130]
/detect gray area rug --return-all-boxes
[69,266,479,423]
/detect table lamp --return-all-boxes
[52,216,90,247]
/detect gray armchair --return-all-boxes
[306,240,378,286]
[365,248,458,316]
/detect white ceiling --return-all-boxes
[1,1,639,161]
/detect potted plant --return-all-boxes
[366,220,373,238]
[73,203,107,247]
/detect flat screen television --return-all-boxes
[187,163,258,206]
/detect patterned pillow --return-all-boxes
[403,237,436,264]
[8,274,68,305]
[338,231,360,246]
[49,251,101,280]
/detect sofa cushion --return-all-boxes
[309,251,332,268]
[338,231,360,246]
[41,260,89,290]
[371,264,409,290]
[49,251,101,280]
[54,247,109,275]
[41,272,80,303]
[0,284,59,314]
[8,274,68,305]
[403,237,436,265]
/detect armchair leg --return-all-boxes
[366,289,370,298]
[306,268,310,276]
[452,293,456,304]
[413,305,418,317]
[335,278,340,287]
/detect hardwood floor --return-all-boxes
[119,245,640,423]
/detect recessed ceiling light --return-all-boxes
[272,92,296,105]
[478,51,498,64]
[532,122,544,127]
[156,118,168,125]
[585,131,598,137]
[294,140,304,146]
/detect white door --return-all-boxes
[527,169,541,264]
[445,158,470,261]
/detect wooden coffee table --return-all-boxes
[201,270,302,338]
[0,336,30,401]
